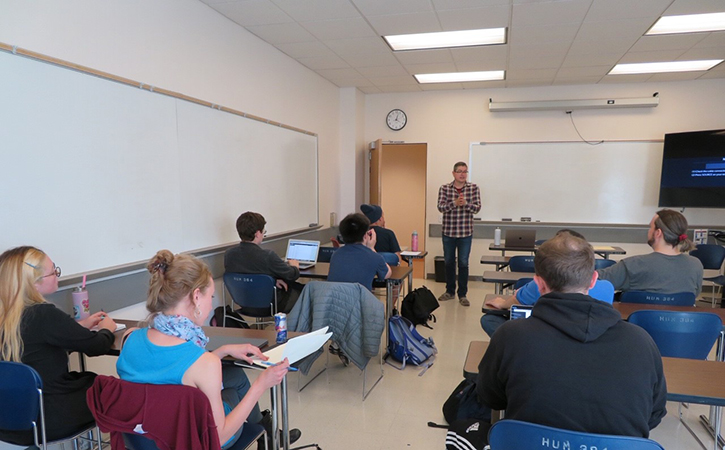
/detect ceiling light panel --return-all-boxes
[384,28,506,51]
[609,60,724,75]
[415,70,505,83]
[647,12,725,35]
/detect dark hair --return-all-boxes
[339,213,370,244]
[534,234,595,293]
[236,212,266,241]
[556,229,585,240]
[453,161,467,172]
[655,209,694,252]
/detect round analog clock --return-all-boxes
[386,109,407,131]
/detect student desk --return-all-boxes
[480,255,511,271]
[489,244,626,259]
[401,251,427,293]
[111,321,304,450]
[482,271,533,295]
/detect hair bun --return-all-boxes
[148,250,174,275]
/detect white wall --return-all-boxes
[363,79,725,273]
[0,0,344,240]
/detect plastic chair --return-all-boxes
[595,258,616,270]
[223,273,277,327]
[690,244,725,306]
[485,419,664,450]
[124,422,266,450]
[627,310,724,449]
[317,246,337,263]
[0,361,102,450]
[619,290,696,306]
[508,255,535,273]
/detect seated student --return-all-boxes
[598,209,703,296]
[477,234,667,443]
[360,204,401,266]
[0,246,117,446]
[117,250,300,448]
[480,230,615,337]
[327,213,391,291]
[224,211,304,313]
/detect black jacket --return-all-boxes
[476,293,667,438]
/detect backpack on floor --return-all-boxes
[387,315,437,369]
[401,286,439,329]
[209,305,250,329]
[442,379,491,424]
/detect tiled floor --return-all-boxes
[253,278,722,450]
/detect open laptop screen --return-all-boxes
[286,239,320,263]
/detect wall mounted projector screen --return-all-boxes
[0,50,318,276]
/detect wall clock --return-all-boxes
[386,109,407,131]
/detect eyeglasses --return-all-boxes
[454,170,469,174]
[25,262,61,278]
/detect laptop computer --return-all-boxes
[509,304,534,320]
[285,239,320,269]
[504,229,536,249]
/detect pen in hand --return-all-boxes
[257,360,299,372]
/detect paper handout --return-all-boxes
[251,326,332,366]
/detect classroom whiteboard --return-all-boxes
[469,141,665,224]
[0,50,318,275]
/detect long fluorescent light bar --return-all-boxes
[384,28,506,51]
[609,60,723,75]
[415,70,505,84]
[647,12,725,35]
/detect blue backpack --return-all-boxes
[387,315,437,369]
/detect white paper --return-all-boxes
[400,251,422,256]
[252,326,332,366]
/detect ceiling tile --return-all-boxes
[245,22,317,44]
[297,54,350,69]
[461,80,507,89]
[315,67,363,78]
[333,78,376,87]
[647,71,708,82]
[585,0,670,21]
[618,50,688,63]
[419,82,466,90]
[437,6,512,30]
[567,38,632,55]
[509,53,565,69]
[678,47,725,61]
[366,12,442,35]
[561,52,624,67]
[433,0,511,10]
[694,32,725,49]
[510,23,580,45]
[270,0,361,22]
[505,79,553,87]
[450,45,509,63]
[629,34,708,52]
[576,18,655,42]
[402,62,459,74]
[359,86,383,94]
[509,42,569,58]
[599,73,653,83]
[377,85,423,92]
[455,59,508,71]
[662,0,725,15]
[211,0,292,27]
[351,0,434,16]
[506,68,558,80]
[339,52,401,67]
[698,70,725,80]
[356,65,410,77]
[324,36,391,55]
[276,41,338,58]
[556,65,611,77]
[552,75,605,85]
[512,0,592,27]
[369,75,420,86]
[301,17,377,40]
[394,49,455,64]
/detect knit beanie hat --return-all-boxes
[360,204,383,224]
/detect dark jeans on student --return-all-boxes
[442,235,472,298]
[220,364,263,449]
[480,313,507,338]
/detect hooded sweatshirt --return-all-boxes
[476,293,667,438]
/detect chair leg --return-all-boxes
[680,402,711,450]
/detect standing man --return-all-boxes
[437,162,481,306]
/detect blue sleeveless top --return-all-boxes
[117,328,206,384]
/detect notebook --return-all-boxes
[285,239,320,269]
[504,229,536,249]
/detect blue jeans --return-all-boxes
[380,252,400,266]
[480,313,507,338]
[442,235,472,298]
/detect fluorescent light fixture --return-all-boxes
[609,60,723,75]
[384,28,506,51]
[415,70,505,84]
[647,12,725,35]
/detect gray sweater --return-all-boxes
[597,252,703,296]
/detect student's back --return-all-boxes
[328,243,388,291]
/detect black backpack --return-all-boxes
[401,286,439,328]
[209,305,250,329]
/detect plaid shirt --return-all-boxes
[437,181,481,238]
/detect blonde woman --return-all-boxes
[0,246,117,445]
[116,250,299,449]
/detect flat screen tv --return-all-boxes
[658,128,725,208]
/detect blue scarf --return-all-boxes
[152,314,209,349]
